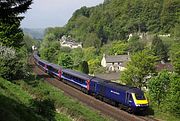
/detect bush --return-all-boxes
[0,45,28,80]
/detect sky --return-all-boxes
[21,0,104,28]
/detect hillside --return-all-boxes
[23,28,44,40]
[53,0,179,47]
[0,77,111,121]
[0,78,45,121]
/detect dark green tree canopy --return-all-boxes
[80,61,89,74]
[0,0,32,23]
[60,0,180,45]
[151,35,168,61]
[121,49,157,88]
[0,0,32,48]
[0,0,32,80]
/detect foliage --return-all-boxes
[83,47,98,61]
[0,0,32,80]
[128,35,145,53]
[71,48,84,66]
[14,77,111,121]
[60,0,180,45]
[58,54,74,69]
[80,61,89,74]
[0,0,32,48]
[0,22,24,48]
[170,42,180,74]
[151,35,168,61]
[109,41,128,55]
[0,78,45,121]
[44,27,65,40]
[31,97,56,121]
[88,58,101,74]
[0,45,28,80]
[39,34,60,63]
[121,49,157,88]
[23,34,40,52]
[166,73,180,116]
[148,71,180,118]
[148,70,170,108]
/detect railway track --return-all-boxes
[29,56,158,121]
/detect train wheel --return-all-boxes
[127,107,134,114]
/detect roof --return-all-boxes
[156,62,173,72]
[49,63,62,70]
[92,77,135,91]
[105,55,130,63]
[63,69,93,80]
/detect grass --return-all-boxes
[0,77,72,121]
[15,74,112,121]
[0,71,112,121]
[146,97,180,121]
[151,106,180,121]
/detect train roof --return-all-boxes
[126,88,144,94]
[92,77,137,92]
[63,69,93,80]
[48,63,62,70]
[40,59,49,64]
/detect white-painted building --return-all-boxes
[101,54,130,72]
[60,35,82,49]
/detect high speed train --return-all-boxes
[33,52,149,113]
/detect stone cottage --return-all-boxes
[101,54,130,72]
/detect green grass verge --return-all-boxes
[0,77,72,121]
[149,104,180,121]
[14,74,112,121]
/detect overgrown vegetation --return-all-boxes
[0,75,111,121]
[148,71,180,120]
[43,0,179,47]
[0,0,32,80]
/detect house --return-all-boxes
[60,35,82,49]
[156,62,173,72]
[101,54,130,72]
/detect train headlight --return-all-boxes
[136,104,141,106]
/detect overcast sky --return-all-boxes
[21,0,104,28]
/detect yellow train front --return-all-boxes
[126,88,149,113]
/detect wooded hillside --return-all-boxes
[55,0,180,47]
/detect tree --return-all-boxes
[148,71,180,116]
[148,70,170,109]
[80,61,89,74]
[128,35,145,53]
[23,34,39,52]
[31,97,55,121]
[121,49,157,88]
[58,54,74,69]
[0,45,28,80]
[88,59,101,74]
[167,73,180,116]
[0,0,32,80]
[39,33,60,63]
[0,0,32,48]
[151,35,168,61]
[170,43,180,74]
[109,41,128,55]
[71,48,84,67]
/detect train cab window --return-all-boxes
[129,94,133,101]
[135,93,146,100]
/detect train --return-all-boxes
[33,52,149,113]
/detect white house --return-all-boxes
[101,54,130,72]
[60,35,82,49]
